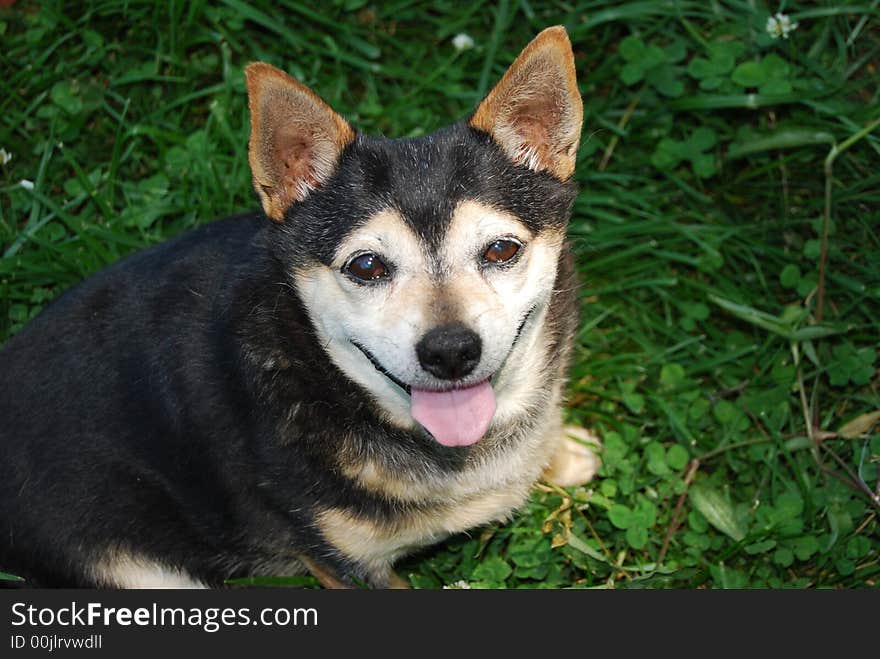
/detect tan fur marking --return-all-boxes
[317,487,527,574]
[328,208,424,273]
[470,26,583,180]
[245,62,355,220]
[92,551,206,589]
[543,425,602,487]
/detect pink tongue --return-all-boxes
[411,381,496,447]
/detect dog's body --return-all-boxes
[0,27,597,588]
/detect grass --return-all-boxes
[1,0,878,589]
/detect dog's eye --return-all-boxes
[345,253,390,282]
[482,239,521,265]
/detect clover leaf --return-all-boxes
[619,36,685,97]
[731,54,793,94]
[651,127,718,177]
[827,343,875,387]
[687,41,742,90]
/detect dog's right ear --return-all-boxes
[469,26,583,181]
[245,63,355,222]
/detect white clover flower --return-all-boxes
[19,179,34,190]
[766,12,799,40]
[452,33,475,52]
[0,148,11,166]
[442,580,472,589]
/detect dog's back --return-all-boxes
[0,215,276,586]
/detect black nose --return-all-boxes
[416,323,482,380]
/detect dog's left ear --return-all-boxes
[470,26,583,181]
[245,62,355,221]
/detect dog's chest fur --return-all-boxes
[321,390,565,576]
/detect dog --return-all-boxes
[0,26,599,588]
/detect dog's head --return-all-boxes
[245,27,583,447]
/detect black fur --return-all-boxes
[0,121,577,588]
[288,125,575,263]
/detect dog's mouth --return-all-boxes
[352,340,412,395]
[350,306,537,448]
[352,340,492,447]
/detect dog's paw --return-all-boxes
[543,425,602,487]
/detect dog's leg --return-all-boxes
[299,556,354,589]
[542,425,602,487]
[92,552,207,589]
[301,556,410,589]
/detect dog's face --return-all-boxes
[245,27,583,447]
[293,193,568,447]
